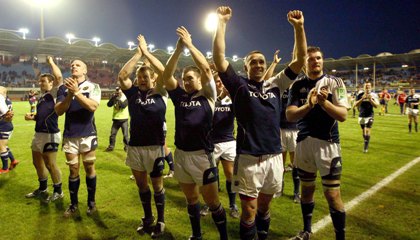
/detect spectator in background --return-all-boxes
[397,90,407,115]
[382,88,391,113]
[28,89,38,114]
[25,56,64,202]
[55,59,101,217]
[0,86,16,174]
[105,86,129,152]
[405,88,419,133]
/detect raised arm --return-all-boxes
[212,6,232,73]
[287,10,307,74]
[47,56,63,87]
[162,38,183,91]
[263,50,281,80]
[118,45,142,90]
[138,34,166,90]
[177,27,213,87]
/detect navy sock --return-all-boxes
[364,135,370,150]
[165,152,174,171]
[86,176,96,207]
[240,219,256,240]
[39,178,48,191]
[256,211,270,240]
[226,181,237,208]
[187,203,201,238]
[415,123,418,132]
[409,124,412,132]
[69,176,80,206]
[330,207,346,240]
[1,151,8,170]
[210,203,228,240]
[301,202,315,233]
[139,190,153,219]
[7,147,15,161]
[292,168,300,195]
[154,188,165,223]
[53,182,62,194]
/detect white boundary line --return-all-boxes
[312,156,420,233]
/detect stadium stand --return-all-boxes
[0,30,419,99]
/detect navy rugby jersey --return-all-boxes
[0,96,13,132]
[212,96,235,144]
[56,80,101,138]
[356,91,378,117]
[288,74,349,143]
[218,64,297,155]
[168,85,215,152]
[406,94,419,109]
[123,86,167,146]
[280,89,297,130]
[35,90,59,133]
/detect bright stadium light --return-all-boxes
[167,46,174,54]
[363,67,369,71]
[184,48,190,56]
[26,0,61,40]
[205,12,218,32]
[332,69,337,73]
[127,41,135,50]
[232,55,238,62]
[18,28,29,39]
[92,37,101,47]
[402,64,408,68]
[66,33,75,44]
[206,51,212,59]
[148,44,155,52]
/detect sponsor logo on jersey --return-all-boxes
[215,106,231,112]
[135,98,156,105]
[180,101,202,108]
[249,91,276,100]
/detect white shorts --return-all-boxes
[358,117,373,125]
[214,140,236,163]
[295,136,342,177]
[0,130,13,140]
[174,149,217,186]
[125,145,165,174]
[62,136,98,155]
[31,132,61,153]
[407,108,419,116]
[281,129,298,152]
[233,154,283,198]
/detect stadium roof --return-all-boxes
[0,30,419,70]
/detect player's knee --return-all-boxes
[321,176,341,192]
[298,168,316,187]
[150,157,164,178]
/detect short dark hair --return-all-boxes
[183,65,201,77]
[307,46,323,58]
[245,50,264,63]
[39,73,55,82]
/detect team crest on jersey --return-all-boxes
[337,87,346,100]
[299,87,307,93]
[247,84,257,90]
[83,86,89,91]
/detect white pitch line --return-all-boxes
[312,156,420,233]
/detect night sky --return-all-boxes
[1,0,419,61]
